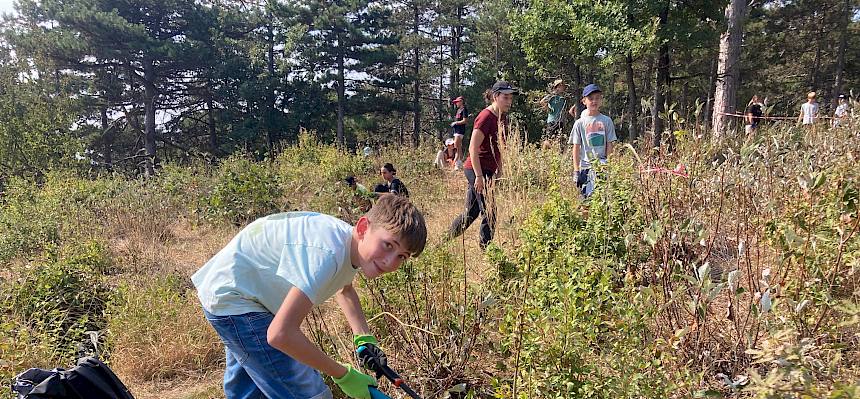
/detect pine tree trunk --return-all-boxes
[412,4,421,147]
[652,2,670,147]
[100,107,113,170]
[652,43,669,147]
[450,4,463,96]
[266,22,276,156]
[143,58,157,176]
[207,97,217,156]
[438,37,444,142]
[337,38,346,147]
[711,0,748,140]
[625,53,639,142]
[811,26,822,92]
[832,0,849,107]
[705,58,716,129]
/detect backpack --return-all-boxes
[11,357,135,399]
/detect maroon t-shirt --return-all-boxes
[464,108,505,174]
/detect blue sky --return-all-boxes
[0,0,13,15]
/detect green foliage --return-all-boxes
[0,50,82,180]
[1,241,113,364]
[201,154,283,225]
[496,168,670,398]
[510,0,657,73]
[0,172,121,262]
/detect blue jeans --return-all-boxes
[203,309,333,399]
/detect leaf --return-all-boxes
[694,389,723,397]
[795,299,810,313]
[448,383,468,393]
[697,263,710,282]
[727,270,741,294]
[760,291,772,313]
[810,172,826,191]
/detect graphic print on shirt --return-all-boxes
[585,120,606,148]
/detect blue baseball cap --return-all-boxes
[582,84,602,98]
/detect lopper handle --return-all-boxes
[369,386,391,399]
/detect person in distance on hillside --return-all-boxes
[447,81,517,249]
[434,138,457,169]
[192,195,427,399]
[833,94,850,128]
[745,94,765,136]
[539,79,569,147]
[373,163,409,197]
[798,91,819,126]
[450,96,469,170]
[569,84,618,199]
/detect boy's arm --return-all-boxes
[268,287,348,378]
[572,144,582,171]
[606,119,618,158]
[335,283,371,335]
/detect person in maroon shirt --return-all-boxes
[447,81,517,248]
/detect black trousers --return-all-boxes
[448,168,496,248]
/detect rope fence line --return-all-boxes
[716,111,837,120]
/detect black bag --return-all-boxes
[11,357,135,399]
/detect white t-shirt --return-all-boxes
[801,102,818,124]
[192,212,357,315]
[835,103,849,117]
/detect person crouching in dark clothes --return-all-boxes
[373,163,409,197]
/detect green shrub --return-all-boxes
[201,154,283,225]
[0,172,126,263]
[277,132,371,183]
[0,241,113,374]
[495,184,669,398]
[0,177,61,262]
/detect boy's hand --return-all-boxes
[354,335,388,375]
[357,342,388,375]
[333,363,377,399]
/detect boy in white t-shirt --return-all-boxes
[568,83,618,198]
[799,91,819,125]
[192,195,427,399]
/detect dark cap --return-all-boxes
[344,176,356,186]
[582,83,602,98]
[492,81,519,94]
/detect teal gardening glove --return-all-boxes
[332,363,377,399]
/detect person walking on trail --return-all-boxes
[745,94,765,135]
[447,81,517,249]
[833,94,850,128]
[799,91,819,126]
[539,79,569,142]
[569,84,618,198]
[191,195,427,399]
[450,96,469,170]
[373,163,409,197]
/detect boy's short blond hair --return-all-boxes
[365,195,427,256]
[807,91,817,99]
